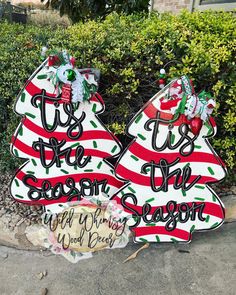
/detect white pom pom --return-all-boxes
[177,79,182,85]
[41,46,48,56]
[159,84,165,89]
[160,68,166,75]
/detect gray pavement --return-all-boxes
[0,222,235,295]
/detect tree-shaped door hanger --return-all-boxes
[10,51,123,213]
[112,76,226,243]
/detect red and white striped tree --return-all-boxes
[112,77,226,243]
[10,55,123,213]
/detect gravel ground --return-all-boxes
[0,173,43,231]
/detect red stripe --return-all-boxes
[209,116,216,128]
[12,137,111,159]
[16,170,123,188]
[112,196,224,219]
[143,105,191,127]
[25,82,103,105]
[26,82,56,98]
[116,164,218,185]
[22,118,116,142]
[129,142,221,165]
[133,226,190,241]
[143,103,158,118]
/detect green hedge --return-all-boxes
[0,10,235,177]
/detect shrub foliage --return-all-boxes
[0,11,235,176]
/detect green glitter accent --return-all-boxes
[74,165,77,170]
[171,238,178,243]
[60,169,69,174]
[84,169,93,172]
[194,197,205,201]
[97,161,102,169]
[131,155,139,161]
[182,190,186,197]
[111,145,118,153]
[137,133,146,141]
[14,179,19,187]
[20,93,26,102]
[46,168,49,174]
[146,223,156,226]
[211,222,219,228]
[135,113,143,123]
[194,145,202,149]
[139,238,148,242]
[93,141,98,148]
[212,194,217,202]
[19,127,23,136]
[105,186,110,194]
[25,112,36,119]
[121,191,125,196]
[195,185,205,190]
[90,120,97,128]
[14,149,19,157]
[207,167,215,175]
[146,197,155,203]
[128,187,136,193]
[26,171,35,174]
[92,104,97,113]
[155,235,160,242]
[31,159,37,166]
[15,194,23,199]
[205,215,210,223]
[37,74,47,79]
[70,142,80,148]
[190,225,195,233]
[110,169,114,174]
[171,134,175,144]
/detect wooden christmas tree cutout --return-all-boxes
[112,78,226,243]
[10,56,124,213]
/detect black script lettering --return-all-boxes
[144,112,197,156]
[121,193,141,228]
[43,208,75,232]
[22,175,108,202]
[32,137,91,168]
[88,232,115,249]
[141,158,201,192]
[23,175,82,202]
[120,193,206,231]
[31,90,85,139]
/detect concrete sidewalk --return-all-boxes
[0,222,235,295]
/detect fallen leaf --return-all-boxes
[41,288,48,295]
[36,270,47,280]
[36,273,44,280]
[225,205,236,223]
[123,243,149,263]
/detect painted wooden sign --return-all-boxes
[112,77,226,243]
[10,57,123,213]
